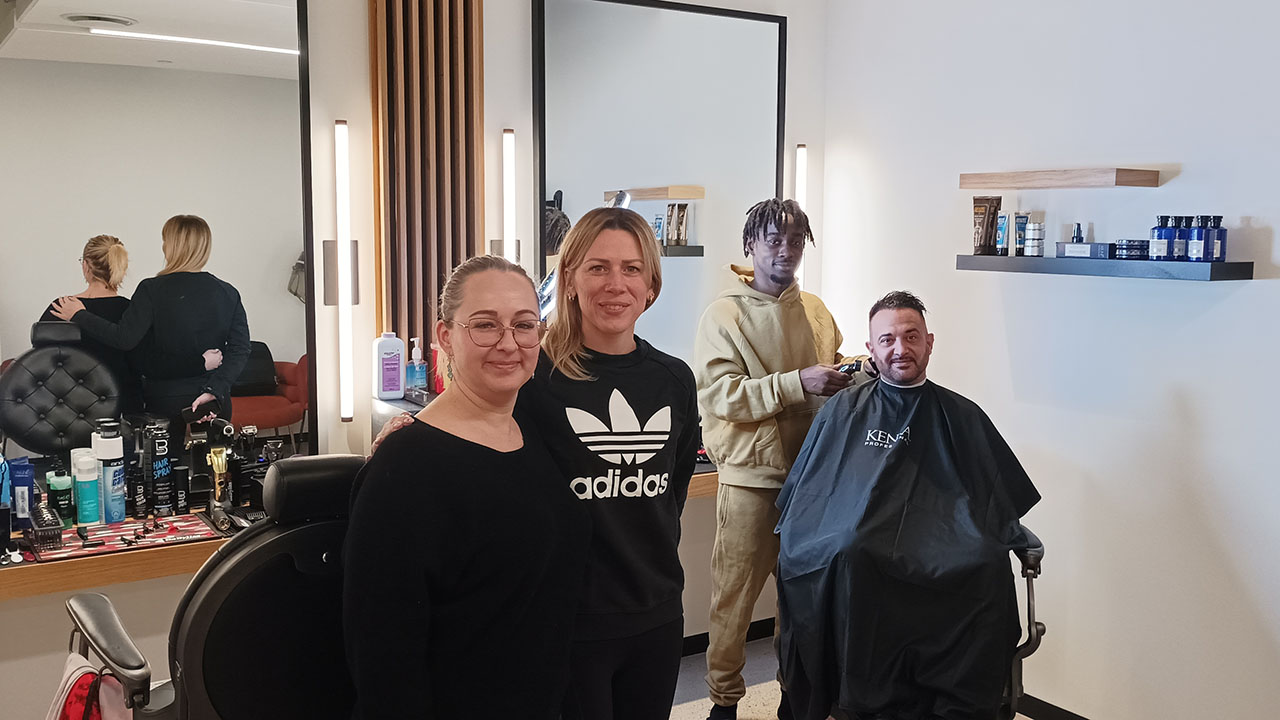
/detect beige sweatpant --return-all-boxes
[705,483,782,707]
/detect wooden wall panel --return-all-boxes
[372,0,485,359]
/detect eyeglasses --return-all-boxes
[451,319,546,348]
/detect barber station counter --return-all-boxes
[0,535,226,602]
[1,473,720,604]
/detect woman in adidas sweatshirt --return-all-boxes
[371,208,698,718]
[530,207,698,720]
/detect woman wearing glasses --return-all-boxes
[372,209,699,718]
[344,255,589,719]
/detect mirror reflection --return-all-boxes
[0,0,307,449]
[542,0,780,365]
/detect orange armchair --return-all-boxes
[231,353,309,451]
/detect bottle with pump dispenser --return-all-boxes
[408,337,427,389]
[373,332,406,400]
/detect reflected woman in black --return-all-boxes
[52,215,249,430]
[40,235,146,414]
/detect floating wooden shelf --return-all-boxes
[956,254,1253,281]
[661,245,704,257]
[959,168,1160,189]
[604,185,705,202]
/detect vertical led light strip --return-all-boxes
[502,128,517,262]
[794,143,809,288]
[335,120,354,422]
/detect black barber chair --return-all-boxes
[63,453,366,719]
[1002,528,1046,720]
[0,322,121,455]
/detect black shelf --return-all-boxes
[661,245,704,257]
[956,255,1253,281]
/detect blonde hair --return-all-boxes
[438,255,534,323]
[82,235,128,291]
[543,207,663,381]
[158,215,212,275]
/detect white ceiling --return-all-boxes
[0,0,299,80]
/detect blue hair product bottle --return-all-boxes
[1187,215,1211,262]
[1148,215,1172,260]
[1171,216,1190,260]
[1210,215,1227,262]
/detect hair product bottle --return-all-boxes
[1148,216,1172,260]
[1210,215,1227,261]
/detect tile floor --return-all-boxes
[667,639,1030,719]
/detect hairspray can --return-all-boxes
[95,420,127,523]
[149,424,174,516]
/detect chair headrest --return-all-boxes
[263,454,367,524]
[32,321,82,346]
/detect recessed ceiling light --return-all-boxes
[87,28,299,56]
[61,14,138,30]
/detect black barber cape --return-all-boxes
[775,379,1040,720]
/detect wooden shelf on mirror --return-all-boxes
[958,168,1160,189]
[661,245,704,257]
[604,185,705,202]
[956,254,1253,281]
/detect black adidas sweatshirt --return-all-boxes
[517,339,699,641]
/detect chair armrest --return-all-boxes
[66,593,153,708]
[1013,526,1044,578]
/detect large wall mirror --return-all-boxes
[535,0,784,365]
[0,0,316,452]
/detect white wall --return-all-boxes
[0,59,306,366]
[306,1,377,456]
[819,1,1280,717]
[545,0,779,366]
[484,0,832,638]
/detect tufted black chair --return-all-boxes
[0,322,121,455]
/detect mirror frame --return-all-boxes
[297,0,319,455]
[531,0,787,279]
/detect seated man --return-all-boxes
[775,291,1041,720]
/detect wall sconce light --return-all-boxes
[794,143,808,287]
[502,128,517,262]
[334,120,354,423]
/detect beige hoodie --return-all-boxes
[694,264,866,489]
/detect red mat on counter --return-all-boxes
[30,514,226,562]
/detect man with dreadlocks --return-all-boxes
[693,198,876,720]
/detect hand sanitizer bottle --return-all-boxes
[408,337,427,389]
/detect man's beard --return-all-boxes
[768,271,795,287]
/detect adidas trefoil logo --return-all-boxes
[566,388,671,464]
[565,389,672,501]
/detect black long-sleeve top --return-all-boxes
[41,296,145,414]
[343,418,590,719]
[68,272,251,400]
[516,338,699,641]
